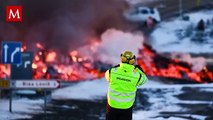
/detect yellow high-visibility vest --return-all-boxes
[105,63,147,109]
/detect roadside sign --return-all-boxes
[12,80,60,89]
[0,80,10,89]
[1,80,60,113]
[11,52,33,79]
[1,41,21,64]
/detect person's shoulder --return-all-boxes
[134,65,145,73]
[113,64,120,68]
[107,64,120,72]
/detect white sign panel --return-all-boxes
[13,80,60,89]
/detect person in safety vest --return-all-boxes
[105,51,148,120]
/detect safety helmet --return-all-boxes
[120,51,135,65]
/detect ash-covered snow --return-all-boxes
[0,98,43,120]
[1,78,212,120]
[51,78,213,120]
[133,82,213,120]
[151,10,213,54]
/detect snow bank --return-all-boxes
[151,10,213,53]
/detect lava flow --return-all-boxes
[137,44,213,83]
[0,42,212,83]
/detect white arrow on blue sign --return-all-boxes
[1,41,22,64]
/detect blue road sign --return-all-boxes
[1,41,22,64]
[11,52,33,80]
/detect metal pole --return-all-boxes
[44,90,47,118]
[196,0,200,7]
[179,0,183,18]
[9,89,12,113]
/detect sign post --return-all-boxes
[11,80,60,116]
[196,0,200,7]
[179,0,183,18]
[44,90,47,117]
[1,41,61,114]
[1,41,22,113]
[0,80,10,99]
[9,90,12,112]
[0,80,60,113]
[0,80,12,112]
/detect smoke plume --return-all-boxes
[0,0,130,53]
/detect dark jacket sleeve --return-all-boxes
[105,64,120,82]
[134,65,144,73]
[135,65,148,86]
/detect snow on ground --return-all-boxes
[133,88,184,120]
[1,78,212,120]
[52,78,163,100]
[0,98,43,120]
[52,78,213,120]
[151,10,213,53]
[125,0,159,5]
[133,83,213,120]
[52,78,213,100]
[52,78,108,100]
[199,88,213,92]
[15,90,37,95]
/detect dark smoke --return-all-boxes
[0,0,130,53]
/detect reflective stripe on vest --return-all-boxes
[109,94,135,102]
[109,88,136,97]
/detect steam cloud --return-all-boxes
[171,53,206,72]
[0,0,130,53]
[76,29,145,65]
